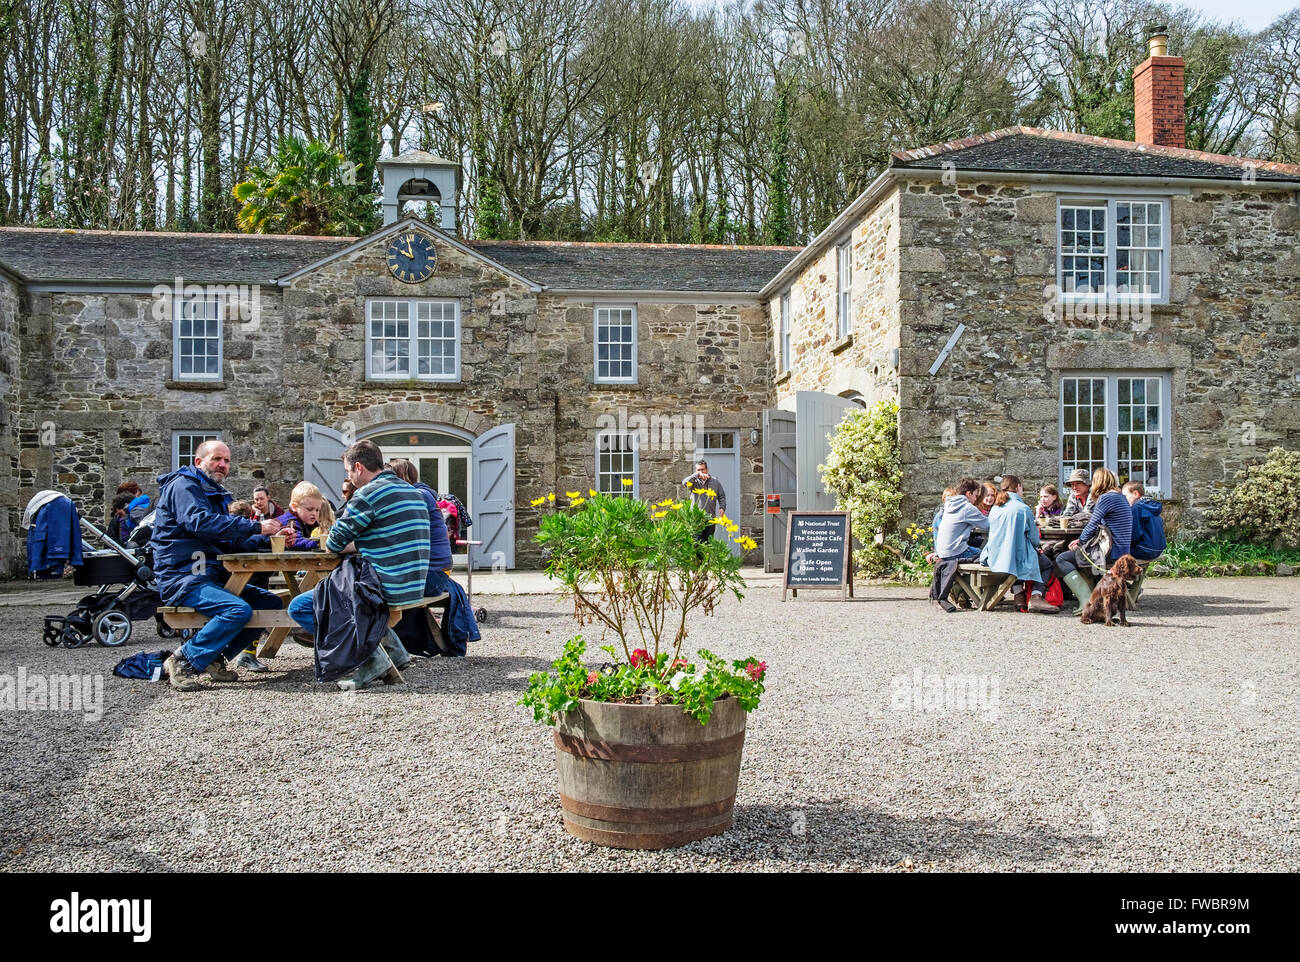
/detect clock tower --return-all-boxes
[377,151,462,230]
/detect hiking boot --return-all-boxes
[165,653,204,691]
[381,665,404,685]
[1028,594,1061,614]
[290,628,315,647]
[231,651,269,672]
[205,656,238,682]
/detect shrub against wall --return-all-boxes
[1203,446,1300,549]
[820,399,902,576]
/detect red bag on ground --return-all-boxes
[1045,575,1064,608]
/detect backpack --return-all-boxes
[1045,576,1064,608]
[112,649,172,681]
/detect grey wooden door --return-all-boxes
[693,430,741,558]
[303,422,348,506]
[471,423,515,569]
[762,409,797,571]
[795,391,857,512]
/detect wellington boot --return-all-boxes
[1061,570,1093,616]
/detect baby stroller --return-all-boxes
[42,510,181,648]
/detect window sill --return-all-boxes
[590,380,642,390]
[166,379,225,391]
[362,379,466,390]
[831,336,854,355]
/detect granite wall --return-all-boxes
[0,273,20,575]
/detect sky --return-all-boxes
[1175,0,1295,30]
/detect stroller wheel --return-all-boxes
[61,626,90,649]
[475,607,487,623]
[93,609,133,647]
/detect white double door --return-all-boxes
[380,443,470,564]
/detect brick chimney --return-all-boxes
[1134,25,1185,149]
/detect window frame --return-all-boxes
[835,241,852,338]
[172,431,224,472]
[595,430,639,497]
[1057,197,1170,303]
[593,303,638,384]
[172,293,223,381]
[1059,370,1172,496]
[779,291,791,373]
[365,296,462,382]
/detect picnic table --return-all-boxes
[954,564,1018,611]
[158,550,455,658]
[159,551,341,658]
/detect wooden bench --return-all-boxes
[955,564,1019,611]
[159,592,453,658]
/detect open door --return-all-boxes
[795,391,858,512]
[303,422,348,507]
[693,430,742,559]
[471,423,515,570]
[762,409,797,571]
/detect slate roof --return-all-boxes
[0,228,352,284]
[0,226,800,293]
[891,127,1300,183]
[470,241,800,292]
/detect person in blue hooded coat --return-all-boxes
[151,440,284,690]
[1124,481,1166,560]
[979,475,1060,613]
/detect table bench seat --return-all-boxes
[954,564,1019,611]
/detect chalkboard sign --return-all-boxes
[782,511,854,601]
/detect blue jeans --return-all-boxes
[288,590,317,635]
[942,545,981,563]
[178,581,282,670]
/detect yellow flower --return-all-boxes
[653,511,667,518]
[571,497,586,506]
[621,479,633,487]
[929,526,934,532]
[589,488,598,497]
[566,491,580,499]
[529,496,545,507]
[547,493,555,502]
[656,498,673,507]
[670,503,681,510]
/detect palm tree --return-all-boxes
[232,137,376,235]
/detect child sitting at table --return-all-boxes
[1035,484,1064,519]
[273,482,327,551]
[228,499,253,519]
[310,498,334,546]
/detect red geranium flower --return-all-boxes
[744,660,767,681]
[630,649,653,668]
[587,671,599,686]
[671,657,689,671]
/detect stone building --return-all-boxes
[2,31,1297,576]
[0,205,792,575]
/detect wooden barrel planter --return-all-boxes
[552,696,746,850]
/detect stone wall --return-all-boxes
[6,227,774,571]
[896,178,1300,531]
[0,273,20,576]
[772,191,902,410]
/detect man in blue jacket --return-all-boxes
[152,441,283,690]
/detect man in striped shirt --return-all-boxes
[287,439,430,687]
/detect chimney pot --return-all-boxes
[1147,24,1169,58]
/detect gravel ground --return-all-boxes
[1,577,1297,872]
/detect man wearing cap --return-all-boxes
[1061,468,1094,521]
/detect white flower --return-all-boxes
[669,671,689,690]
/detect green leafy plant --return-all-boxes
[1153,538,1300,577]
[232,136,377,236]
[519,488,764,726]
[820,399,903,577]
[520,637,766,726]
[1204,447,1300,549]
